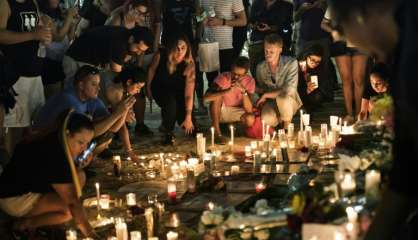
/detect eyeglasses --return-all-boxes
[307,56,321,65]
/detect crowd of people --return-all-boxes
[0,0,406,238]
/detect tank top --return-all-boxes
[0,0,43,77]
[153,48,187,93]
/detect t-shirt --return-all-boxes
[66,26,130,67]
[245,114,275,139]
[294,0,329,41]
[35,89,109,127]
[0,0,43,77]
[200,0,244,50]
[0,132,72,198]
[214,72,255,107]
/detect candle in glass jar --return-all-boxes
[100,194,110,209]
[250,141,258,150]
[145,208,154,238]
[115,220,128,240]
[255,182,266,193]
[167,182,177,202]
[231,165,240,175]
[260,164,270,173]
[245,145,252,157]
[130,231,141,240]
[126,193,136,206]
[365,170,381,196]
[302,113,310,127]
[166,231,178,240]
[330,115,339,129]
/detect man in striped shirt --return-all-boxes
[200,0,247,85]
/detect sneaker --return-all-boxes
[162,133,175,146]
[214,135,228,145]
[135,123,154,136]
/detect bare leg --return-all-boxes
[335,55,354,117]
[209,97,223,136]
[352,55,368,115]
[17,193,71,230]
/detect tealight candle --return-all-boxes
[167,181,177,202]
[224,170,230,176]
[130,231,141,240]
[66,229,77,240]
[207,202,215,210]
[255,182,266,193]
[126,193,136,206]
[166,231,178,240]
[231,165,240,175]
[250,141,258,150]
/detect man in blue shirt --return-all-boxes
[35,65,135,155]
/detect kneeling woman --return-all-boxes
[103,66,146,160]
[297,44,334,112]
[147,35,196,145]
[0,112,96,237]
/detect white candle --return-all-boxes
[230,125,234,145]
[167,182,177,202]
[287,123,294,138]
[130,231,141,240]
[145,208,154,238]
[166,231,178,240]
[266,125,270,136]
[260,164,270,173]
[346,206,358,223]
[340,172,356,195]
[245,145,252,157]
[126,193,136,206]
[300,110,304,132]
[302,114,310,126]
[365,170,381,196]
[95,182,100,212]
[100,194,110,209]
[210,127,215,148]
[330,116,339,128]
[334,231,345,240]
[66,229,77,240]
[231,165,240,175]
[250,141,258,150]
[115,221,128,240]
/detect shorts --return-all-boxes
[220,105,245,123]
[331,41,366,57]
[0,192,41,217]
[4,76,45,127]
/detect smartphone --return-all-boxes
[310,75,319,89]
[75,141,97,167]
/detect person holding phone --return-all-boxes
[0,112,97,238]
[297,44,333,112]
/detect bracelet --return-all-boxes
[222,19,226,26]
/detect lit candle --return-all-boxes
[346,206,358,223]
[95,182,100,212]
[167,181,177,202]
[156,202,165,219]
[304,126,312,147]
[250,141,258,150]
[334,231,345,240]
[166,231,178,240]
[365,170,381,196]
[130,231,141,240]
[346,207,358,239]
[340,172,356,195]
[260,164,270,173]
[330,116,339,129]
[320,123,328,142]
[207,202,215,210]
[231,165,240,175]
[210,127,215,148]
[170,213,180,227]
[203,153,214,173]
[145,208,154,238]
[266,125,270,136]
[230,125,234,145]
[255,182,266,193]
[126,193,136,206]
[224,170,230,176]
[66,229,77,240]
[196,133,206,157]
[253,151,261,169]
